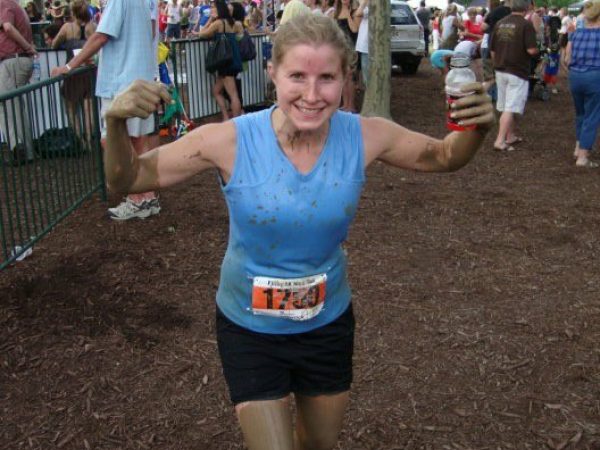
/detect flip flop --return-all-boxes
[493,144,516,152]
[575,159,599,168]
[505,137,523,145]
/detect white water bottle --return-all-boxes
[32,55,41,82]
[445,53,476,131]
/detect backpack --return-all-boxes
[238,30,257,62]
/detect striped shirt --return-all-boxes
[569,28,600,72]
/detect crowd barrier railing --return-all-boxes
[0,66,105,270]
[170,34,269,120]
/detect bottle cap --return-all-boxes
[449,52,471,68]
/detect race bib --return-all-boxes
[251,274,327,321]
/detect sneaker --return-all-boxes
[145,197,161,215]
[551,88,558,94]
[107,197,159,221]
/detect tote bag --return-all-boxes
[239,30,257,62]
[205,22,233,74]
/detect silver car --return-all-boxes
[390,0,426,74]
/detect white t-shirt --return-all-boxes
[355,6,369,54]
[167,4,181,24]
[454,39,477,57]
[441,15,456,41]
[560,15,572,34]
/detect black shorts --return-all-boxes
[216,304,355,405]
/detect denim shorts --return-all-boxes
[216,304,355,405]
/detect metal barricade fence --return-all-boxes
[0,66,105,270]
[170,34,269,120]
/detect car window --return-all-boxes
[391,4,418,25]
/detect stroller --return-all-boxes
[529,15,562,102]
[529,46,550,102]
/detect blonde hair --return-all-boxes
[584,0,600,23]
[272,13,356,75]
[280,0,311,25]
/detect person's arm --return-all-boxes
[50,31,110,76]
[104,80,228,194]
[347,10,360,33]
[196,18,221,38]
[362,82,494,172]
[1,23,36,55]
[354,0,368,18]
[562,40,572,71]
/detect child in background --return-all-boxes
[543,43,560,94]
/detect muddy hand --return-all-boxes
[450,82,495,130]
[105,80,172,121]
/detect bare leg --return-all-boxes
[236,397,295,450]
[128,135,157,203]
[294,391,349,450]
[222,76,242,118]
[494,111,514,148]
[212,77,230,121]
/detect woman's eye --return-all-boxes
[290,73,304,80]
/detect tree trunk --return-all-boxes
[360,0,391,119]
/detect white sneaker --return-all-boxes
[107,198,159,221]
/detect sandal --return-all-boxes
[505,137,523,146]
[575,159,599,168]
[493,144,516,152]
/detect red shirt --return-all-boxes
[0,0,33,58]
[464,19,483,41]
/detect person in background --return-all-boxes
[431,8,441,50]
[334,0,359,112]
[354,0,368,86]
[51,0,160,220]
[490,0,538,152]
[196,0,243,120]
[481,0,511,101]
[101,13,493,450]
[321,0,335,18]
[230,1,247,109]
[0,0,36,163]
[564,0,600,168]
[558,7,572,54]
[416,0,431,56]
[440,3,461,50]
[461,7,483,42]
[25,2,42,22]
[247,1,263,30]
[166,0,182,40]
[51,0,96,50]
[50,0,65,26]
[188,0,200,32]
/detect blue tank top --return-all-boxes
[216,106,365,334]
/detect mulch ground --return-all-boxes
[1,61,599,450]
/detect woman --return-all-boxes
[461,7,483,42]
[52,0,96,146]
[102,13,493,450]
[51,0,96,50]
[25,2,42,22]
[195,0,243,120]
[432,9,441,50]
[334,0,359,112]
[564,0,600,168]
[440,3,461,50]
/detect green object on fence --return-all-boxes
[160,88,184,125]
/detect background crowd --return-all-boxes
[0,0,598,215]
